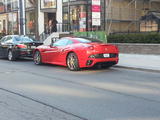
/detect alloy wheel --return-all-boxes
[34,51,42,65]
[8,50,15,61]
[67,53,80,71]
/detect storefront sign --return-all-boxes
[92,0,101,26]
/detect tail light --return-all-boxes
[15,44,27,49]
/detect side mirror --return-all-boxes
[50,37,59,47]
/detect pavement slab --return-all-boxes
[118,54,160,71]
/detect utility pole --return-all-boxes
[104,0,106,31]
[68,0,70,31]
[19,0,25,35]
[35,0,39,40]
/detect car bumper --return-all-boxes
[14,49,34,58]
[79,57,119,68]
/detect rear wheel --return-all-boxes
[67,53,80,71]
[8,50,16,61]
[33,51,42,65]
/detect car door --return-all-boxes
[45,39,69,64]
[0,36,8,57]
[2,36,13,57]
[58,39,73,64]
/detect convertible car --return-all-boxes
[33,37,119,71]
[0,35,42,61]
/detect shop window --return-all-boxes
[63,0,68,2]
[26,0,35,8]
[41,0,57,9]
[8,13,18,34]
[26,11,36,35]
[6,0,11,12]
[0,0,5,13]
[70,5,86,32]
[12,0,18,10]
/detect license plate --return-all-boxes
[103,54,110,58]
[31,46,36,49]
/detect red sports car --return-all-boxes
[33,37,119,71]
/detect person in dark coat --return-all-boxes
[52,19,58,32]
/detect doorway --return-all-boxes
[44,13,56,26]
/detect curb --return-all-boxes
[114,65,160,73]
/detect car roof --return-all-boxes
[4,35,30,38]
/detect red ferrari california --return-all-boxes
[33,37,119,71]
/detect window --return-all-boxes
[53,39,69,46]
[26,0,35,8]
[13,36,34,43]
[3,36,12,44]
[67,40,73,45]
[0,0,5,13]
[41,0,57,9]
[0,36,6,43]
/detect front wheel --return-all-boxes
[8,50,16,61]
[33,51,42,65]
[67,53,80,71]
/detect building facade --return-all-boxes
[0,0,160,38]
[106,0,160,34]
[0,0,19,35]
[0,0,63,38]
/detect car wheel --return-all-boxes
[67,53,80,71]
[33,51,42,65]
[8,50,16,61]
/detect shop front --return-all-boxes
[0,0,7,34]
[40,0,57,33]
[6,0,19,35]
[0,14,7,34]
[25,0,36,35]
[62,0,105,32]
[8,12,18,34]
[63,0,88,32]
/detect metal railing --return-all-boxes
[39,23,70,42]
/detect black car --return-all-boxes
[0,35,42,61]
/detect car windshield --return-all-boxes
[75,37,102,43]
[13,36,35,43]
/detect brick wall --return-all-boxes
[113,43,160,55]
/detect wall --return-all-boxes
[113,43,160,55]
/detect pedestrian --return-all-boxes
[52,19,58,32]
[48,20,54,34]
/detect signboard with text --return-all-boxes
[92,0,101,26]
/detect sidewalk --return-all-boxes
[117,53,160,72]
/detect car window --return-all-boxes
[53,39,69,46]
[0,37,7,43]
[75,37,102,43]
[6,37,13,43]
[2,36,13,44]
[13,36,34,43]
[67,40,73,45]
[74,38,91,43]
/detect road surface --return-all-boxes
[0,58,160,120]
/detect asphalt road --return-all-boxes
[0,58,160,120]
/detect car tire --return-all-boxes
[33,51,42,65]
[67,52,80,71]
[8,50,16,61]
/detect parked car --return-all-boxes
[33,37,119,71]
[0,35,42,61]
